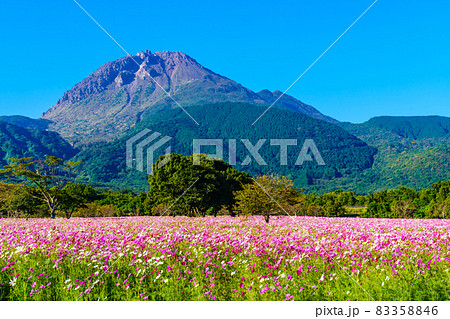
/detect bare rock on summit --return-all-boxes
[42,50,337,145]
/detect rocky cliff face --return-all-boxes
[42,50,336,145]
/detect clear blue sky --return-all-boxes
[0,0,449,123]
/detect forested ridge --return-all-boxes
[1,108,448,195]
[73,102,377,191]
[0,122,76,165]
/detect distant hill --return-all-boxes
[41,50,337,145]
[328,116,450,194]
[72,102,375,191]
[340,115,450,149]
[356,116,450,140]
[0,122,76,166]
[3,50,448,195]
[0,115,52,131]
[2,108,447,195]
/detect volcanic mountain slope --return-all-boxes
[320,116,450,193]
[0,121,76,166]
[0,115,51,131]
[42,50,337,145]
[340,115,450,152]
[73,102,375,191]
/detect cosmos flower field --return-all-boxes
[0,216,449,301]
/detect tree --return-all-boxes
[391,200,416,218]
[0,156,82,219]
[95,190,146,216]
[0,183,17,217]
[432,181,450,202]
[425,199,450,219]
[436,200,450,219]
[234,174,299,223]
[323,199,346,217]
[73,203,116,218]
[0,183,43,218]
[148,153,251,217]
[60,183,97,219]
[9,187,45,218]
[306,204,324,217]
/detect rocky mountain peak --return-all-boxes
[42,50,337,145]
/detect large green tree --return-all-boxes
[0,183,43,218]
[0,156,82,218]
[234,174,300,223]
[60,182,97,219]
[148,153,252,217]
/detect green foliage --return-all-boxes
[148,153,252,217]
[0,156,82,218]
[0,122,77,167]
[234,174,300,223]
[323,116,450,194]
[73,102,377,191]
[95,190,146,216]
[59,183,98,219]
[0,183,44,218]
[358,181,450,219]
[0,115,51,131]
[1,149,449,221]
[0,183,18,214]
[302,191,350,217]
[363,116,450,140]
[72,203,117,218]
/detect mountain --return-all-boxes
[340,115,450,149]
[0,115,51,131]
[42,50,337,145]
[7,50,448,194]
[351,115,450,140]
[366,115,450,140]
[322,116,450,193]
[0,122,76,166]
[72,102,375,191]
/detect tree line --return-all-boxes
[0,155,449,222]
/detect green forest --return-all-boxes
[73,102,377,191]
[0,105,449,196]
[1,154,449,222]
[0,121,75,165]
